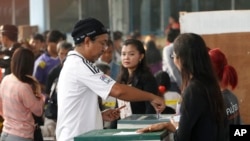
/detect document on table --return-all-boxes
[159,114,180,122]
[113,131,141,135]
[172,115,180,122]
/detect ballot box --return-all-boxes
[117,114,175,129]
[74,128,169,141]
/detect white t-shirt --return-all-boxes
[162,43,182,88]
[56,51,116,141]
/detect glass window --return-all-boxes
[49,0,109,33]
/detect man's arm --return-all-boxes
[109,83,165,113]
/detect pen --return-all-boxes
[117,105,126,110]
[113,105,126,114]
[157,112,160,119]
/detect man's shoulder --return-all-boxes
[34,53,48,68]
[163,44,174,50]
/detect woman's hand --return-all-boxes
[170,116,179,131]
[136,122,168,133]
[136,120,178,133]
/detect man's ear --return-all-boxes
[81,37,93,49]
[83,37,91,45]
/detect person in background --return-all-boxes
[33,30,64,92]
[96,39,120,80]
[29,33,45,59]
[112,31,123,65]
[145,40,162,75]
[109,38,162,129]
[0,26,21,134]
[116,39,159,118]
[21,38,32,45]
[162,29,181,93]
[45,41,73,95]
[164,14,180,35]
[144,34,156,45]
[0,47,45,141]
[42,30,50,51]
[56,18,165,141]
[129,30,143,42]
[41,41,73,139]
[209,48,242,125]
[137,33,228,141]
[154,70,181,114]
[0,24,20,78]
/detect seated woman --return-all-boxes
[137,33,228,141]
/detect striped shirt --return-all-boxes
[56,51,115,141]
[0,74,45,139]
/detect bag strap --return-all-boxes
[49,79,58,98]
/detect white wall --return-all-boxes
[180,10,250,35]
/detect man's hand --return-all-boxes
[102,108,121,122]
[150,96,166,113]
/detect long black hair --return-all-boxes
[173,33,225,123]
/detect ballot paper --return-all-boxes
[113,131,141,135]
[172,115,180,122]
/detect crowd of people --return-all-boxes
[0,15,242,141]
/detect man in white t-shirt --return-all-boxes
[56,17,166,141]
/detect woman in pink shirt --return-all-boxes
[0,47,45,141]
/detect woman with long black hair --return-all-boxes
[137,33,228,141]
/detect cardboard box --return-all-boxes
[18,25,38,41]
[202,33,250,124]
